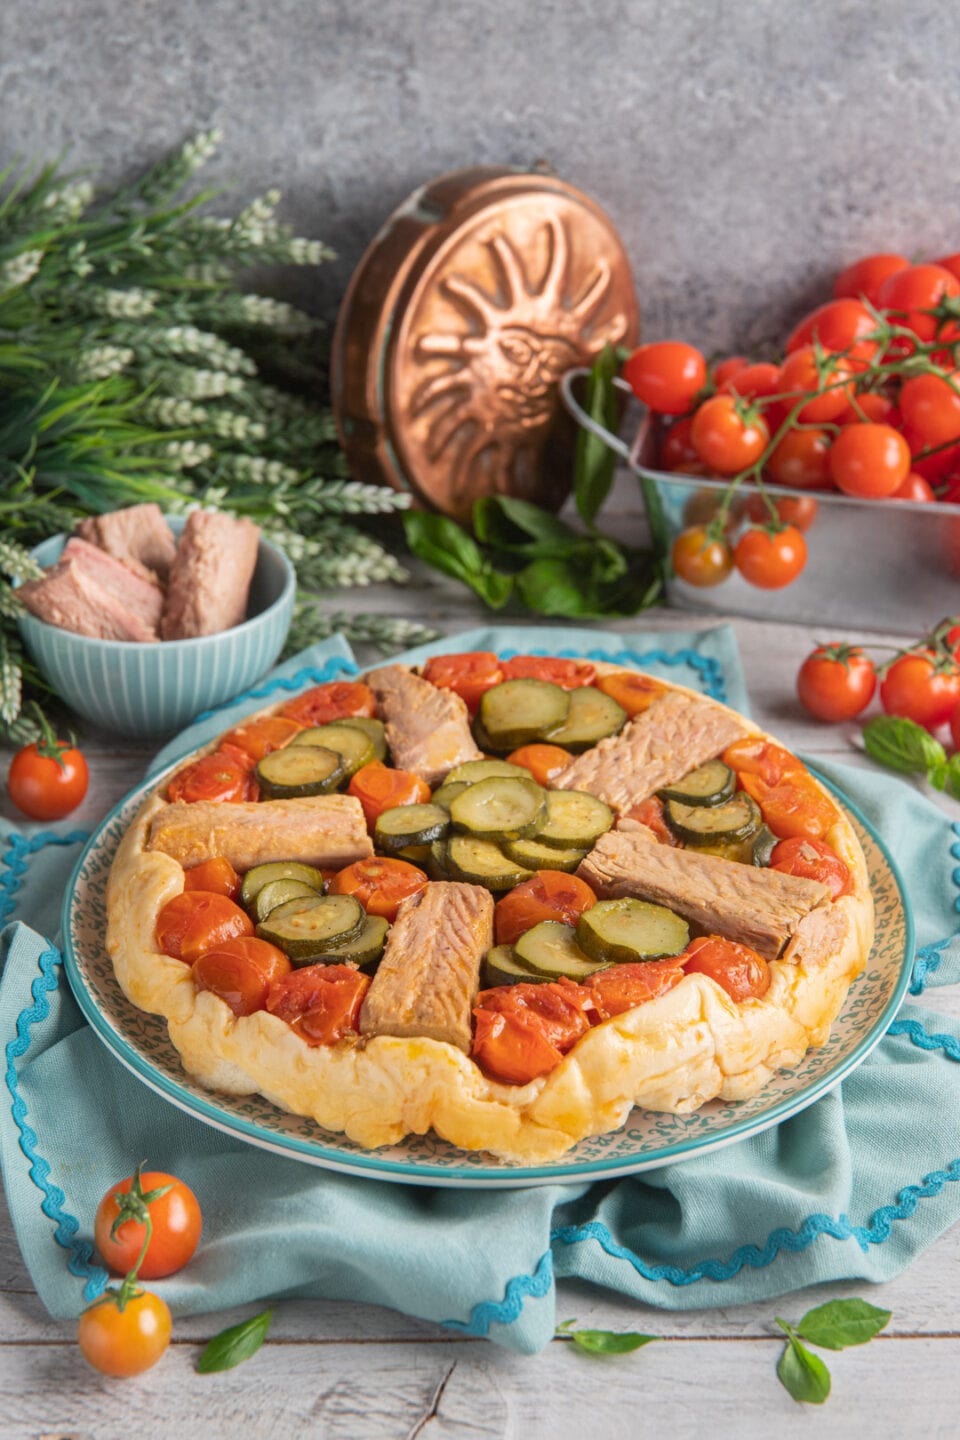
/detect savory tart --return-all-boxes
[106,653,874,1163]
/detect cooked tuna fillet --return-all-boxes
[782,902,851,968]
[161,510,260,640]
[577,829,829,959]
[366,664,483,787]
[60,537,164,632]
[359,881,494,1051]
[77,504,177,580]
[18,559,160,642]
[552,689,750,814]
[146,795,372,872]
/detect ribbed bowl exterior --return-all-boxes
[17,526,295,737]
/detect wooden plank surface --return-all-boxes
[3,560,960,1436]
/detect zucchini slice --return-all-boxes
[338,716,387,762]
[663,791,762,845]
[479,679,570,750]
[482,945,547,987]
[659,759,736,808]
[576,898,690,963]
[290,722,374,776]
[298,913,390,971]
[395,843,432,866]
[542,687,626,752]
[375,802,450,853]
[502,837,587,872]
[514,921,608,981]
[445,835,533,889]
[258,893,364,958]
[751,824,779,867]
[449,776,546,841]
[430,780,470,811]
[255,745,344,799]
[446,758,531,784]
[471,713,503,755]
[687,837,755,864]
[254,877,321,924]
[428,838,452,879]
[535,789,613,849]
[240,861,328,911]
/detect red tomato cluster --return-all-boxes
[624,251,960,595]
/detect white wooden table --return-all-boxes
[3,565,960,1439]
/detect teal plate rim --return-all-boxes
[61,761,915,1189]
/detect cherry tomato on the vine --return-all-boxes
[786,298,880,364]
[717,361,782,402]
[880,651,960,729]
[950,699,960,752]
[733,525,807,590]
[899,372,960,448]
[623,341,707,415]
[7,734,89,820]
[671,526,734,588]
[833,252,910,307]
[744,493,819,531]
[77,1291,172,1378]
[796,645,877,722]
[765,426,833,490]
[829,423,910,498]
[778,347,855,423]
[690,395,768,475]
[660,416,700,472]
[876,263,960,342]
[711,355,749,387]
[891,471,936,502]
[836,391,898,427]
[94,1169,202,1279]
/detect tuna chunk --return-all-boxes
[366,664,482,787]
[577,829,829,959]
[161,511,260,640]
[77,503,177,580]
[18,556,160,643]
[60,537,164,632]
[146,795,372,872]
[359,881,494,1051]
[552,689,750,815]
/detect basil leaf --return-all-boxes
[795,1298,891,1351]
[574,345,619,526]
[403,511,513,610]
[197,1307,274,1374]
[862,716,947,776]
[473,496,580,557]
[777,1335,832,1405]
[566,1328,658,1355]
[516,541,659,619]
[946,754,960,801]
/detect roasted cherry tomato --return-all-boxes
[476,978,594,1053]
[182,856,241,900]
[78,1291,172,1377]
[347,761,431,828]
[155,891,253,963]
[899,373,960,448]
[770,837,852,899]
[876,263,960,342]
[833,252,909,307]
[796,644,877,722]
[506,743,573,786]
[622,341,707,415]
[193,937,292,1016]
[880,651,960,729]
[471,1007,564,1086]
[785,298,880,364]
[829,422,910,498]
[733,525,807,589]
[266,964,370,1046]
[422,652,503,711]
[682,936,770,1002]
[671,525,734,588]
[166,751,255,805]
[623,795,681,846]
[218,715,304,761]
[280,681,376,727]
[94,1168,202,1280]
[7,732,89,820]
[738,771,838,841]
[329,856,428,921]
[493,871,597,946]
[500,655,596,688]
[744,492,819,531]
[778,346,855,423]
[723,737,805,786]
[765,427,833,491]
[594,670,665,716]
[690,395,768,475]
[585,958,686,1019]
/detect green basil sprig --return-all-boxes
[862,716,952,792]
[197,1307,274,1374]
[774,1299,891,1404]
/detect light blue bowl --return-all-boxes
[17,517,295,737]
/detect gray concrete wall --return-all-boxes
[2,0,958,353]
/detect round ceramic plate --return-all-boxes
[62,765,913,1189]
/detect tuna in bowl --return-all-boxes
[17,516,295,737]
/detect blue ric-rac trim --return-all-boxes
[910,939,949,995]
[442,1250,553,1335]
[3,944,108,1303]
[0,830,89,928]
[497,646,727,704]
[888,1018,960,1061]
[191,657,359,722]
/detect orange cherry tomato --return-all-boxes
[778,346,855,423]
[493,871,597,946]
[836,391,898,427]
[880,651,960,729]
[833,252,909,307]
[7,736,88,820]
[422,652,503,711]
[745,492,819,532]
[671,525,734,587]
[876,263,960,342]
[690,395,768,475]
[622,340,707,415]
[734,525,807,590]
[622,794,681,846]
[500,655,597,688]
[682,936,770,1002]
[182,856,241,900]
[829,423,911,499]
[280,681,376,727]
[770,837,852,899]
[796,644,877,722]
[193,938,292,1016]
[586,958,687,1019]
[476,978,594,1051]
[765,427,833,491]
[266,964,370,1046]
[94,1170,202,1280]
[723,737,806,786]
[77,1291,172,1377]
[738,771,838,841]
[330,856,428,921]
[900,372,960,449]
[215,741,259,776]
[595,670,665,717]
[218,715,304,761]
[718,361,782,402]
[347,762,432,829]
[166,751,256,805]
[785,298,880,364]
[891,471,936,502]
[471,1008,564,1085]
[155,891,253,963]
[506,743,573,785]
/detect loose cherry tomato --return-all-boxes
[891,471,936,502]
[786,298,880,364]
[796,644,877,722]
[622,341,707,415]
[738,771,838,840]
[586,958,686,1019]
[770,837,852,899]
[267,963,370,1046]
[622,794,681,846]
[594,670,666,716]
[218,716,303,761]
[682,936,770,1002]
[193,938,292,1016]
[78,1291,172,1378]
[166,752,255,805]
[711,355,750,387]
[671,525,734,588]
[723,736,805,786]
[155,891,253,963]
[280,681,376,727]
[690,395,768,475]
[877,263,960,342]
[476,978,593,1053]
[347,761,431,828]
[765,427,833,490]
[734,525,807,589]
[900,373,960,448]
[182,856,241,899]
[833,252,910,307]
[880,651,960,729]
[500,655,596,688]
[422,652,503,711]
[744,492,819,531]
[471,1006,564,1085]
[329,855,428,921]
[493,871,597,946]
[7,732,89,820]
[506,743,573,785]
[717,362,782,402]
[94,1168,202,1280]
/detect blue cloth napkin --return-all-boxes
[3,624,960,1356]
